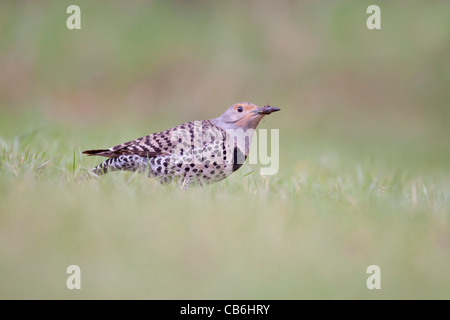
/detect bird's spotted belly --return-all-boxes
[148,146,236,185]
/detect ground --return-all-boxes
[0,110,449,299]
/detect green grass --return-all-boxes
[0,118,449,299]
[1,0,449,299]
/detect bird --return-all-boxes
[83,102,280,187]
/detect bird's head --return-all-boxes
[213,102,280,130]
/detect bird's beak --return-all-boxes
[253,105,281,115]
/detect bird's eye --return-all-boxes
[237,106,243,112]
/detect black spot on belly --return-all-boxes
[232,147,246,172]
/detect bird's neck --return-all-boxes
[210,118,256,156]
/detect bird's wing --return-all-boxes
[83,127,176,158]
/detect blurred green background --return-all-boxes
[0,0,449,299]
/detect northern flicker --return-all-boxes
[83,102,280,186]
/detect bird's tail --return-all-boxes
[82,149,116,157]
